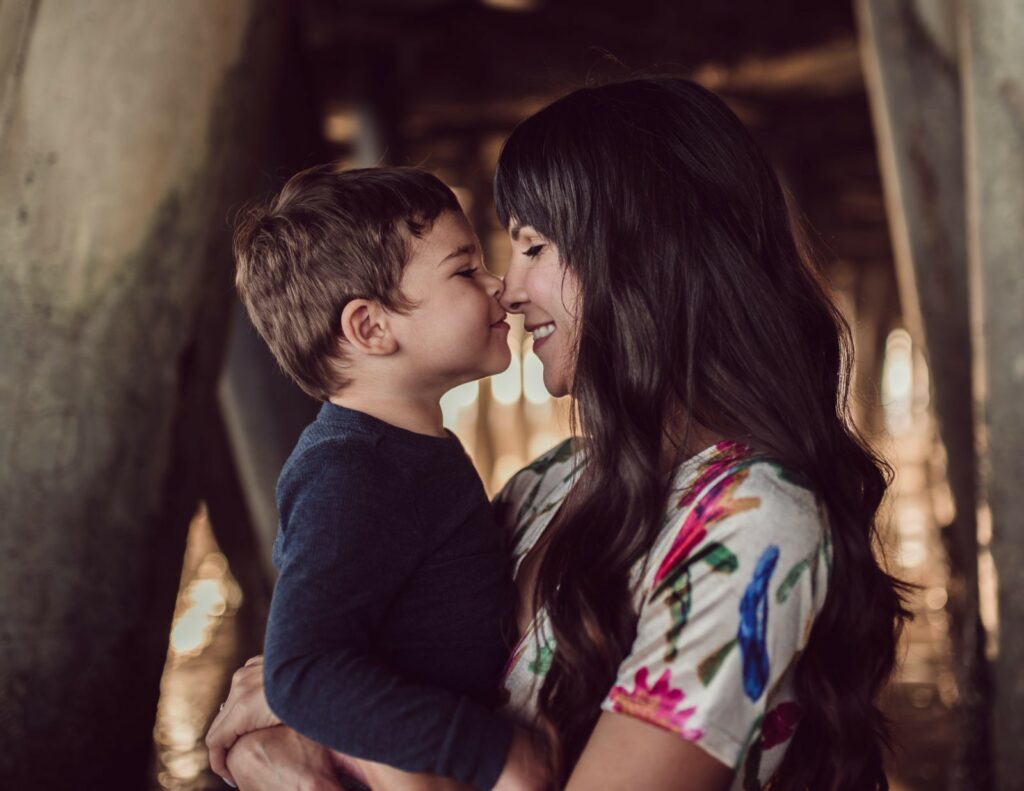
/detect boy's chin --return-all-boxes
[484,354,513,377]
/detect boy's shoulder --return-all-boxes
[278,417,407,503]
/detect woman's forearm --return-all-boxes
[225,726,345,791]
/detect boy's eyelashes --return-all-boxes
[455,267,478,278]
[524,244,545,258]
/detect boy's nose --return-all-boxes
[486,272,505,301]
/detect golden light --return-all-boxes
[441,380,480,428]
[882,328,914,436]
[491,339,522,404]
[523,350,549,405]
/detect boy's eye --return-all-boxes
[524,244,545,259]
[456,268,477,278]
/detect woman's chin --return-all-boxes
[542,371,570,399]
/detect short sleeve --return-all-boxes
[600,461,830,771]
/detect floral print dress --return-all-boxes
[493,438,831,789]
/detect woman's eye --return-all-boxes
[524,244,545,259]
[456,268,477,278]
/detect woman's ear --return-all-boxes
[339,299,398,356]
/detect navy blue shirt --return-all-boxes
[264,403,515,790]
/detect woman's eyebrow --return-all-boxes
[436,243,477,267]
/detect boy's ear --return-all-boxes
[339,299,398,355]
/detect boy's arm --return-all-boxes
[264,448,513,791]
[208,659,543,791]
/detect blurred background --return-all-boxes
[1,1,1021,789]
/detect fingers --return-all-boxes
[206,708,238,783]
[207,663,263,784]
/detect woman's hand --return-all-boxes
[225,725,346,791]
[206,656,283,785]
[493,727,552,791]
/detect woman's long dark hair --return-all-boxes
[495,78,910,790]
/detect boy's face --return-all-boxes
[387,210,511,393]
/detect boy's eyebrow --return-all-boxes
[437,243,476,267]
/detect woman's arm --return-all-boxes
[565,712,731,791]
[560,461,829,790]
[208,656,549,791]
[224,726,346,791]
[222,723,481,791]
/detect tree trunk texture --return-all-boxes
[0,1,282,787]
[960,1,1024,788]
[855,1,990,788]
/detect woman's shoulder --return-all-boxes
[673,442,823,534]
[607,443,832,776]
[492,437,582,546]
[493,437,579,506]
[645,442,830,593]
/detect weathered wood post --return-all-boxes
[855,1,990,787]
[0,1,282,787]
[960,1,1024,788]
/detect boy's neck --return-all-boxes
[328,386,446,438]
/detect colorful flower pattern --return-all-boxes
[609,667,703,740]
[494,439,830,790]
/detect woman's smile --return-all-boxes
[527,321,556,351]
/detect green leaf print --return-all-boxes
[524,437,575,474]
[663,571,693,662]
[769,462,813,490]
[742,731,764,791]
[651,540,736,601]
[697,638,737,686]
[511,498,559,547]
[528,643,554,676]
[776,557,812,604]
[514,476,546,527]
[734,714,765,773]
[513,440,579,531]
[703,542,739,574]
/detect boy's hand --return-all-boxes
[206,655,283,786]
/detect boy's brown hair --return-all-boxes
[233,163,460,400]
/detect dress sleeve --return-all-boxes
[600,461,830,772]
[265,444,512,790]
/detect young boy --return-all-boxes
[228,165,533,790]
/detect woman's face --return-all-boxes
[500,223,581,398]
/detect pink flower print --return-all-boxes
[609,667,703,741]
[677,441,754,510]
[653,517,707,585]
[761,701,802,750]
[655,469,758,584]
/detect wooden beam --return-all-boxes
[960,1,1024,787]
[0,1,284,785]
[855,1,989,787]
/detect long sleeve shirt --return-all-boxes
[264,402,515,790]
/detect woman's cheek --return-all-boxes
[524,268,554,306]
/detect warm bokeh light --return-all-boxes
[491,339,523,405]
[441,380,480,428]
[882,328,914,436]
[523,350,550,405]
[154,509,244,790]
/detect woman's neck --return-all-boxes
[660,412,724,473]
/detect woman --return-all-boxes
[210,78,908,790]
